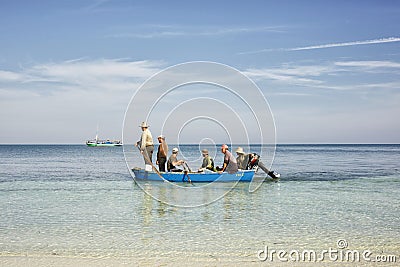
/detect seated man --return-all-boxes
[235,147,281,179]
[217,144,238,174]
[198,149,215,172]
[167,147,189,172]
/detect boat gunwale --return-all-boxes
[131,168,255,182]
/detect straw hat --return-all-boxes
[235,147,245,154]
[201,149,209,154]
[139,121,149,128]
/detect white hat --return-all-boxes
[235,147,245,154]
[172,147,179,153]
[139,121,149,128]
[157,135,165,139]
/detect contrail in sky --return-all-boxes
[238,37,400,55]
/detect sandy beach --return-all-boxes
[2,255,399,267]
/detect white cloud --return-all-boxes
[0,70,26,82]
[243,65,335,85]
[335,60,400,69]
[243,60,400,91]
[29,58,162,80]
[106,25,286,39]
[1,58,399,143]
[272,92,312,96]
[106,31,185,39]
[0,58,165,143]
[315,82,400,91]
[0,59,164,96]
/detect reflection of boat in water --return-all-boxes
[132,168,255,182]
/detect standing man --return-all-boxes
[218,144,238,174]
[135,121,154,166]
[156,135,168,172]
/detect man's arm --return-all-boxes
[140,131,147,151]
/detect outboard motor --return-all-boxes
[247,153,260,170]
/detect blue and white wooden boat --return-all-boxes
[131,168,255,182]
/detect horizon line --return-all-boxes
[1,143,399,145]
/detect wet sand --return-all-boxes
[2,255,399,267]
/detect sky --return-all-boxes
[0,0,399,144]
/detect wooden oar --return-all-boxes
[183,170,193,185]
[182,162,193,185]
[136,146,164,180]
[148,159,164,180]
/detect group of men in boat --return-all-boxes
[135,122,280,179]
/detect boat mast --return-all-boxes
[95,123,99,143]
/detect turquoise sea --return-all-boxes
[0,144,399,264]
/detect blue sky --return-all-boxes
[0,0,399,143]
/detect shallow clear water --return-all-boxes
[0,144,399,262]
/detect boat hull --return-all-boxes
[132,168,255,182]
[86,143,122,147]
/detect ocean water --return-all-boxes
[0,144,399,263]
